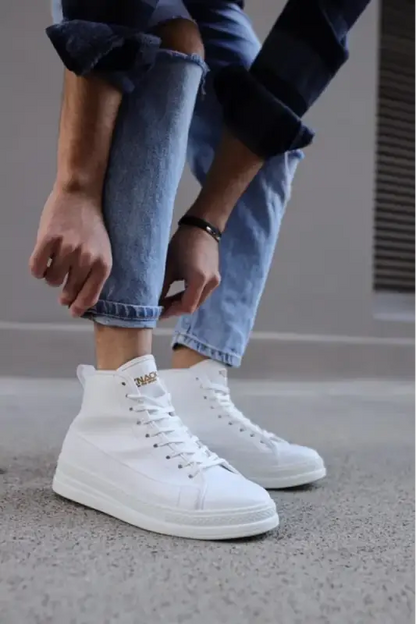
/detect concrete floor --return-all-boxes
[0,378,414,624]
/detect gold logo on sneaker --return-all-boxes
[135,372,158,387]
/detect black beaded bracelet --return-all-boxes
[178,215,222,243]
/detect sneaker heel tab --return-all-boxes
[77,365,96,387]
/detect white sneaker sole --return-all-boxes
[52,463,279,540]
[254,465,327,489]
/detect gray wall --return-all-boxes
[0,1,413,377]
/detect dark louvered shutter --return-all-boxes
[374,0,415,293]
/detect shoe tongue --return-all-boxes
[191,360,228,388]
[118,355,163,398]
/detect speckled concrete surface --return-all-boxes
[0,378,414,624]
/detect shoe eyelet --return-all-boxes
[178,464,183,469]
[228,422,233,426]
[129,407,133,412]
[145,434,150,438]
[136,420,141,425]
[203,396,207,400]
[240,429,244,433]
[166,456,171,460]
[188,475,194,479]
[153,443,158,448]
[250,434,255,438]
[218,415,222,419]
[121,382,126,386]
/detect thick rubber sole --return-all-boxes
[52,465,279,541]
[254,465,327,490]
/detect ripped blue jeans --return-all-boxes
[51,2,303,367]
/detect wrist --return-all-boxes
[53,174,103,204]
[178,215,222,243]
[186,201,230,232]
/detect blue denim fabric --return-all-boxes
[49,1,371,157]
[217,0,371,157]
[76,2,301,368]
[47,0,372,364]
[49,1,193,93]
[173,3,303,366]
[84,50,207,327]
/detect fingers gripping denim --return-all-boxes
[51,1,303,368]
[50,2,206,326]
[84,51,207,327]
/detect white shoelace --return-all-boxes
[127,392,223,478]
[206,382,288,445]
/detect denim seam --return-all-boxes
[156,49,209,86]
[173,330,237,357]
[172,330,242,367]
[90,316,159,329]
[86,299,162,321]
[89,297,160,308]
[87,312,160,322]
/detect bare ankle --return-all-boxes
[171,345,209,369]
[94,324,153,370]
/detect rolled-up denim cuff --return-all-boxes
[46,20,161,93]
[172,331,241,368]
[84,299,162,328]
[214,65,315,159]
[58,0,157,27]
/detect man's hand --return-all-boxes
[160,226,221,319]
[29,188,112,317]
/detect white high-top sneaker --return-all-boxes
[160,361,326,489]
[52,355,278,540]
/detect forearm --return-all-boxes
[55,70,122,201]
[187,131,263,231]
[47,3,165,201]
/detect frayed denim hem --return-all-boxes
[46,17,208,94]
[157,49,208,77]
[172,331,241,368]
[46,21,161,93]
[84,299,162,328]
